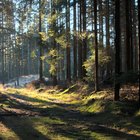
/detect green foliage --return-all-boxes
[47,13,59,24]
[16,36,22,46]
[48,29,55,37]
[36,9,64,78]
[55,34,67,48]
[83,48,111,82]
[46,49,62,76]
[72,31,94,40]
[31,50,37,58]
[39,32,48,41]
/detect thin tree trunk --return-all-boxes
[106,0,111,77]
[114,0,121,101]
[99,0,103,47]
[39,0,43,81]
[73,0,77,80]
[53,38,57,86]
[125,0,133,71]
[78,1,83,79]
[51,7,57,86]
[138,0,140,106]
[66,0,71,82]
[132,0,137,71]
[82,0,87,78]
[94,0,99,92]
[1,7,5,84]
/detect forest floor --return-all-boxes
[0,83,140,140]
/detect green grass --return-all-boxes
[0,85,140,140]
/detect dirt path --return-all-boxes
[0,91,140,140]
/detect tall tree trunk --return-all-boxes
[82,0,87,78]
[53,37,57,86]
[121,0,126,72]
[132,0,137,71]
[27,39,31,75]
[39,0,43,81]
[1,6,5,84]
[94,0,99,92]
[78,1,83,79]
[51,5,58,86]
[106,0,111,77]
[73,0,77,80]
[138,0,140,106]
[114,0,121,101]
[66,0,71,82]
[125,0,133,71]
[99,0,103,47]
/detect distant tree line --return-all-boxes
[0,0,140,103]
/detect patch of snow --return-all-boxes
[5,75,48,88]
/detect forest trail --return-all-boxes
[0,87,140,140]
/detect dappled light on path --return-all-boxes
[0,87,140,140]
[0,121,20,140]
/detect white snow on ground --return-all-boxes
[5,75,48,88]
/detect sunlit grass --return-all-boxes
[32,117,71,140]
[0,122,20,140]
[0,84,140,139]
[90,132,114,140]
[79,100,105,113]
[135,110,140,116]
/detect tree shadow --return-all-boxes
[31,106,140,140]
[36,101,140,140]
[1,116,51,140]
[50,123,140,140]
[5,93,76,113]
[6,93,76,107]
[6,93,52,105]
[1,92,140,140]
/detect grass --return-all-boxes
[0,84,140,140]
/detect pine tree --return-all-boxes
[138,0,140,106]
[94,0,99,92]
[73,0,77,80]
[78,1,83,79]
[82,0,87,78]
[39,0,43,81]
[114,0,121,101]
[66,0,71,82]
[125,0,133,71]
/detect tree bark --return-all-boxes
[66,0,71,82]
[138,0,140,106]
[94,0,99,92]
[106,0,111,77]
[125,0,133,71]
[82,0,87,78]
[39,0,43,81]
[73,0,77,80]
[78,1,83,79]
[114,0,121,101]
[99,0,103,47]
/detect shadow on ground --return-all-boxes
[0,92,140,140]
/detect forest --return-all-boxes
[0,0,140,139]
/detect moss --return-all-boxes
[90,132,114,140]
[0,86,140,140]
[79,100,105,113]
